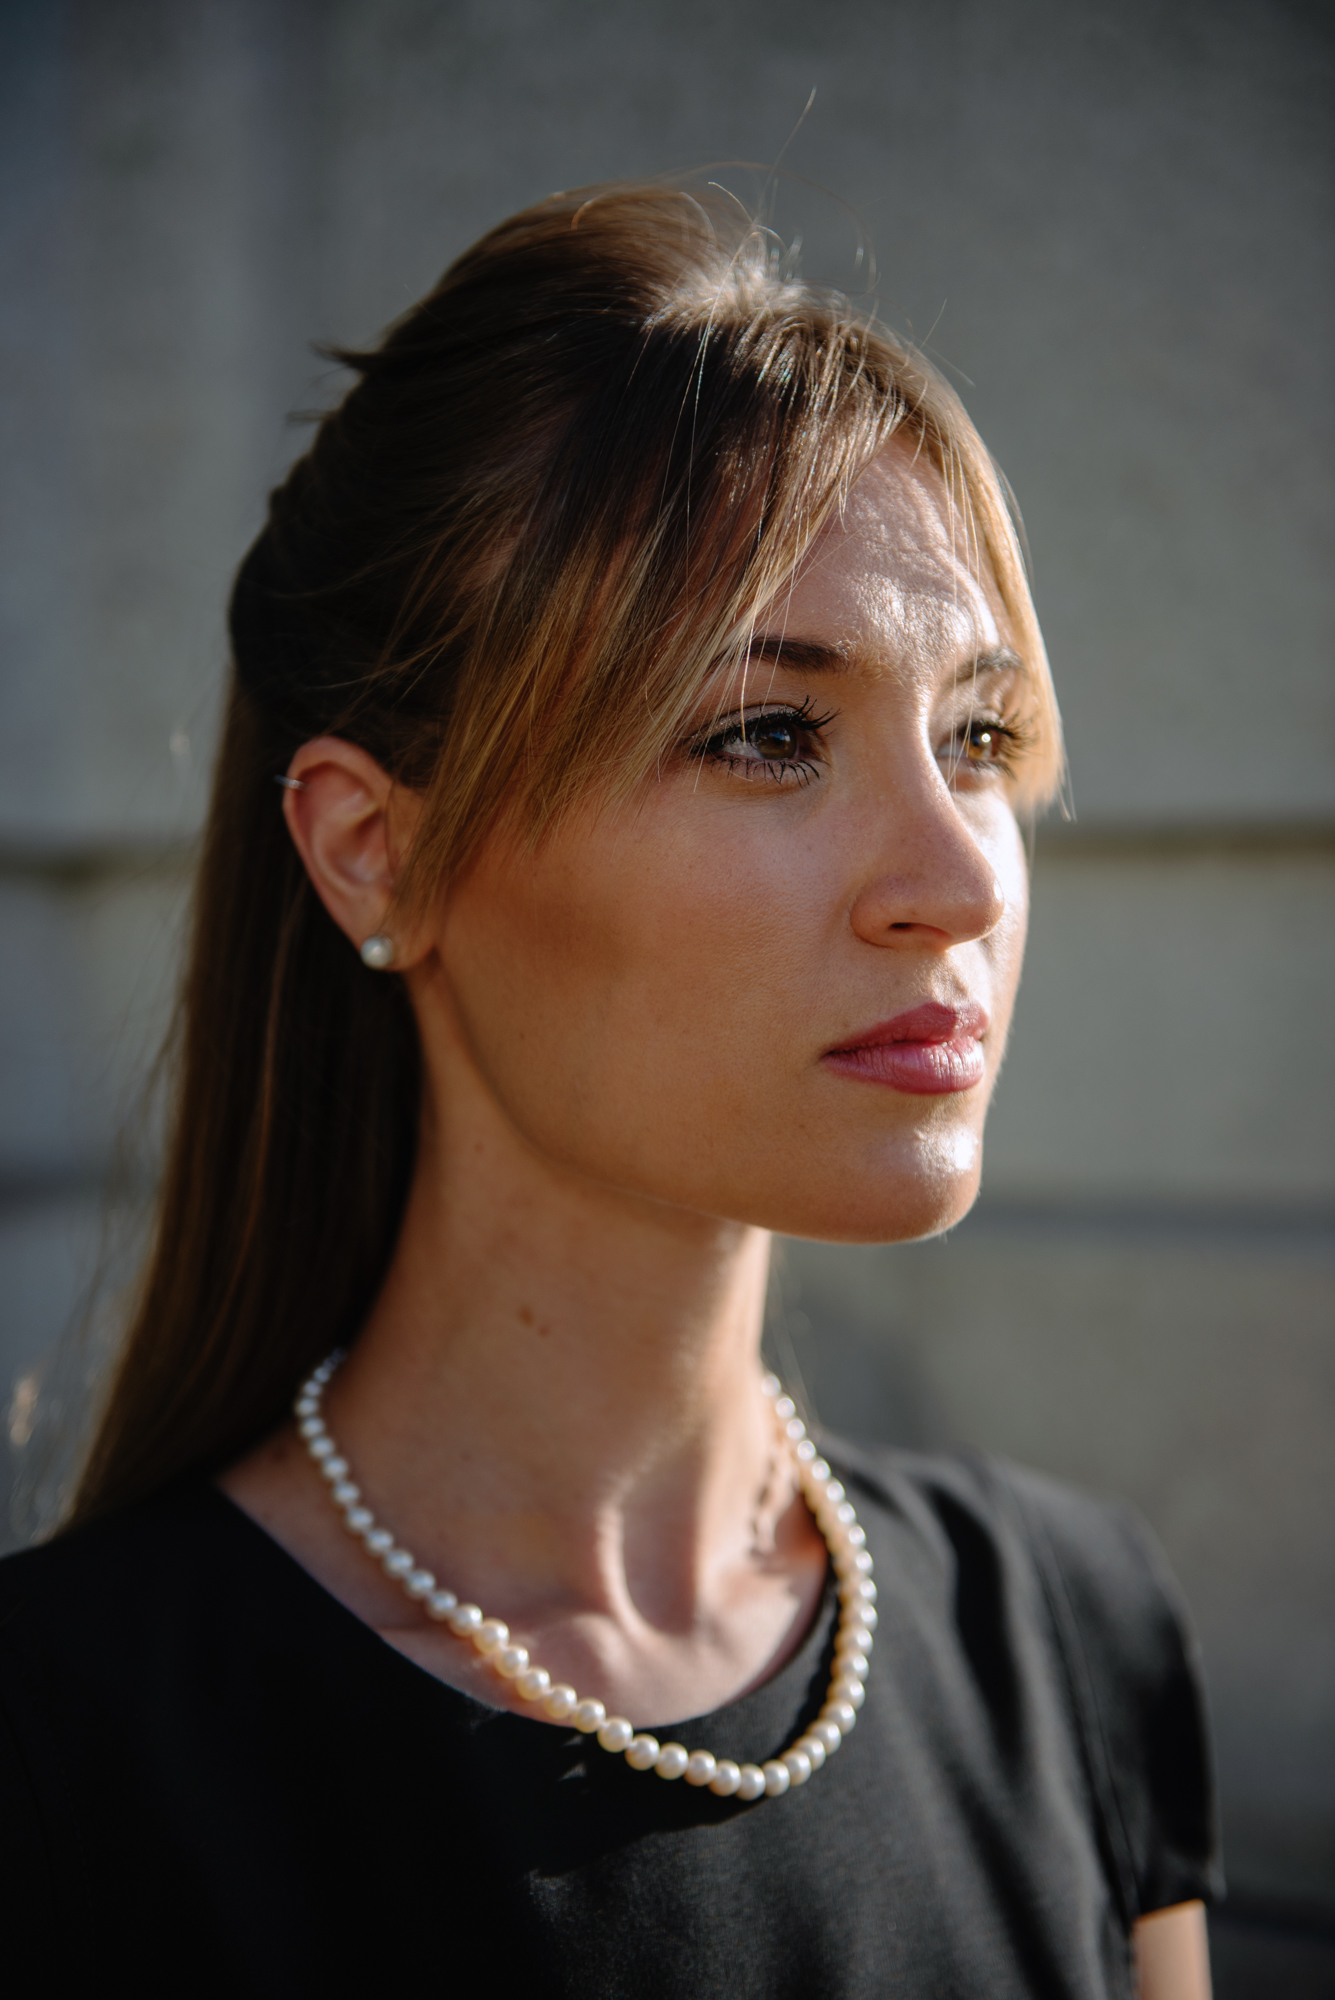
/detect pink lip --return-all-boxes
[822,1001,990,1096]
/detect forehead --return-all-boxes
[768,436,1009,669]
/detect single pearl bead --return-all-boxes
[809,1459,832,1484]
[364,1528,394,1555]
[572,1699,607,1734]
[843,1576,877,1605]
[382,1550,415,1578]
[837,1623,873,1655]
[404,1570,436,1599]
[829,1676,866,1709]
[544,1684,578,1720]
[782,1748,812,1785]
[823,1699,857,1733]
[844,1524,867,1550]
[735,1764,767,1801]
[709,1759,743,1796]
[321,1455,349,1481]
[308,1436,335,1460]
[851,1550,874,1575]
[762,1760,791,1797]
[796,1734,826,1770]
[860,1605,879,1632]
[654,1743,689,1780]
[426,1591,458,1620]
[825,1481,846,1506]
[298,1417,325,1440]
[344,1507,373,1533]
[796,1440,816,1463]
[473,1619,510,1655]
[447,1603,484,1637]
[625,1735,660,1771]
[684,1750,717,1787]
[331,1482,360,1507]
[761,1373,781,1398]
[294,1397,319,1419]
[808,1719,842,1753]
[833,1501,856,1526]
[785,1418,806,1443]
[496,1646,530,1679]
[597,1717,634,1753]
[516,1667,551,1701]
[773,1395,796,1420]
[838,1650,870,1682]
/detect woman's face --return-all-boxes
[426,438,1032,1244]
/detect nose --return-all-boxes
[846,786,1008,950]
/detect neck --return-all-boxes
[328,1065,779,1630]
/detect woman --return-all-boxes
[0,183,1217,1995]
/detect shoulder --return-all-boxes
[824,1434,1223,1917]
[0,1482,231,1637]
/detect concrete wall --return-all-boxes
[2,0,1331,1981]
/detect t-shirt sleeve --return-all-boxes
[994,1460,1224,1919]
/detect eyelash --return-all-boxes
[690,698,839,786]
[946,710,1034,781]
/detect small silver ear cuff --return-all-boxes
[360,934,395,971]
[274,774,308,791]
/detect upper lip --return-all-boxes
[827,1001,990,1051]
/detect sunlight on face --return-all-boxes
[425,438,1033,1244]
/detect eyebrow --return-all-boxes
[739,637,1026,682]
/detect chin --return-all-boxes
[759,1126,985,1247]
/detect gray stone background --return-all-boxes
[1,1,1331,1989]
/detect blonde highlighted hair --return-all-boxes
[70,180,1060,1527]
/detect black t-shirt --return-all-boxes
[0,1440,1219,1997]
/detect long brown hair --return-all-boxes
[68,180,1062,1529]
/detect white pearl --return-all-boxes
[382,1550,414,1577]
[843,1576,877,1605]
[447,1603,484,1636]
[808,1459,832,1484]
[308,1436,335,1461]
[363,1528,394,1555]
[294,1397,318,1418]
[344,1507,373,1533]
[736,1764,767,1801]
[496,1646,530,1679]
[860,1605,879,1632]
[837,1624,874,1655]
[762,1760,791,1797]
[823,1699,857,1733]
[830,1675,866,1709]
[331,1482,360,1507]
[761,1373,781,1398]
[625,1735,660,1771]
[844,1524,867,1550]
[572,1700,607,1734]
[654,1743,689,1780]
[473,1619,509,1655]
[320,1455,349,1481]
[597,1717,634,1753]
[833,1501,856,1526]
[782,1748,812,1785]
[808,1719,842,1753]
[298,1417,325,1441]
[684,1751,717,1787]
[709,1759,743,1796]
[796,1439,816,1463]
[773,1395,796,1421]
[785,1418,806,1443]
[796,1734,826,1770]
[544,1684,578,1720]
[426,1591,458,1620]
[839,1650,870,1682]
[851,1550,874,1575]
[404,1570,436,1599]
[517,1667,552,1701]
[824,1481,845,1506]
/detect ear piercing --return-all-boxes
[360,934,395,971]
[274,774,308,791]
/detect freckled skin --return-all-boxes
[430,443,1029,1245]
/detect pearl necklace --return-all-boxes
[295,1355,875,1803]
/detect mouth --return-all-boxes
[822,1001,990,1096]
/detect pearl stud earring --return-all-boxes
[360,934,395,971]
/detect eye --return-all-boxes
[691,700,837,786]
[945,712,1031,780]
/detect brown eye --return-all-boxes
[963,720,1008,763]
[749,718,799,760]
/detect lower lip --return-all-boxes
[822,1038,986,1095]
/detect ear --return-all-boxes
[280,737,426,967]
